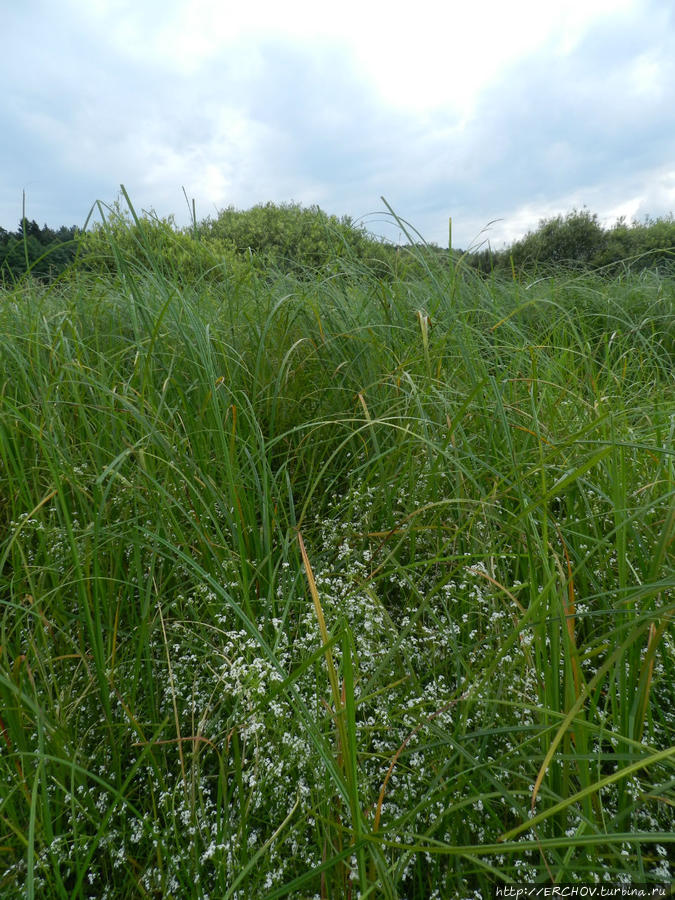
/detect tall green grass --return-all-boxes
[0,215,673,897]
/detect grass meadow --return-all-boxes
[0,219,673,898]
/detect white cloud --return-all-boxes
[473,162,675,251]
[66,0,640,113]
[2,0,674,249]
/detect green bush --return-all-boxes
[78,207,241,283]
[201,201,396,275]
[468,209,675,276]
[510,208,606,270]
[76,201,398,283]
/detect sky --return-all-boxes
[2,0,675,250]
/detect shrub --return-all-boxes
[201,201,396,275]
[509,208,607,270]
[467,209,675,276]
[78,206,240,283]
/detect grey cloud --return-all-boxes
[384,4,675,245]
[2,1,674,250]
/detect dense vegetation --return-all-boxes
[3,199,675,284]
[469,209,675,275]
[0,200,673,898]
[0,220,80,283]
[200,202,396,276]
[2,200,399,284]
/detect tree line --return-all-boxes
[2,203,674,283]
[468,208,675,275]
[0,219,81,282]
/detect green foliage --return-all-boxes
[5,200,675,285]
[0,219,80,282]
[0,224,673,896]
[511,208,606,269]
[469,209,675,275]
[76,200,398,284]
[202,200,396,275]
[79,206,241,284]
[595,214,675,270]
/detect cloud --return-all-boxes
[1,0,674,250]
[378,0,675,246]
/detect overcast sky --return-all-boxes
[2,0,674,249]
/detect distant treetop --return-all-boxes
[467,208,675,275]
